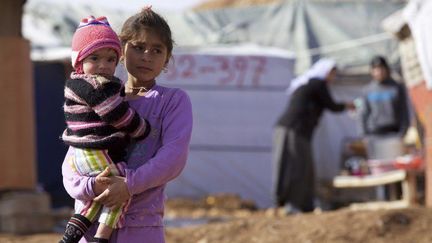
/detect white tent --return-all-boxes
[24,0,405,70]
[403,0,432,89]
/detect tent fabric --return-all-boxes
[24,0,145,60]
[174,0,405,73]
[403,0,432,89]
[25,0,405,73]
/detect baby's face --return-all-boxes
[82,47,118,77]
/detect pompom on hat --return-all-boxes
[71,16,121,70]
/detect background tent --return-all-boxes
[25,0,406,72]
[170,0,406,73]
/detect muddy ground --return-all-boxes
[1,194,432,243]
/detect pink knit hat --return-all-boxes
[71,16,121,71]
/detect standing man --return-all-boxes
[359,56,410,138]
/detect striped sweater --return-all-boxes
[62,73,150,152]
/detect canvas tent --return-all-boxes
[402,0,432,90]
[25,0,406,71]
[25,0,406,208]
[173,0,406,73]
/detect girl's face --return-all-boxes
[82,48,118,77]
[123,30,170,84]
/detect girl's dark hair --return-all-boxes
[119,7,174,55]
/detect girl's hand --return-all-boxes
[93,167,111,196]
[94,175,131,209]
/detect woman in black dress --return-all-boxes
[273,58,354,213]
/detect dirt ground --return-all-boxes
[1,194,432,243]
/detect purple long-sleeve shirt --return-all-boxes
[62,85,193,241]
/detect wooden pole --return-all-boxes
[407,83,432,206]
[424,105,432,206]
[0,0,36,190]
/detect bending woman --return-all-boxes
[273,58,353,213]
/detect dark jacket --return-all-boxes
[277,78,346,140]
[361,78,410,135]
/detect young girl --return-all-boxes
[61,7,193,243]
[59,16,150,243]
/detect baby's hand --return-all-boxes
[94,167,111,195]
[94,175,130,209]
[96,167,111,184]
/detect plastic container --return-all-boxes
[367,159,397,175]
[393,154,423,170]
